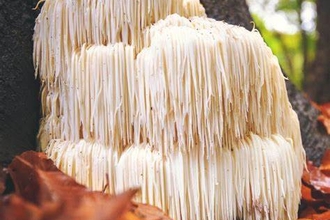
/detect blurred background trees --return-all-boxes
[248,0,329,103]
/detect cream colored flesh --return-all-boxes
[47,134,301,220]
[34,0,305,219]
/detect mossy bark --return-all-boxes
[0,0,40,164]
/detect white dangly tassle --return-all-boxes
[34,1,305,219]
[46,133,302,220]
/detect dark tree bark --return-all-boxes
[286,80,329,163]
[201,0,329,164]
[304,0,330,104]
[200,0,253,30]
[0,0,40,164]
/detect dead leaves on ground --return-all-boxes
[299,149,330,220]
[0,151,171,220]
[0,167,6,195]
[315,102,330,134]
[4,150,330,219]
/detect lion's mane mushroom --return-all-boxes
[34,1,305,219]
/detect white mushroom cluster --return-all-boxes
[34,1,305,219]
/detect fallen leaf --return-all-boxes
[301,183,323,204]
[2,151,172,220]
[132,203,173,220]
[318,115,330,134]
[121,212,142,220]
[302,161,318,186]
[317,206,329,213]
[309,165,330,196]
[0,195,42,220]
[6,151,137,220]
[318,103,330,118]
[316,103,330,134]
[299,205,317,219]
[312,210,330,220]
[320,149,330,176]
[0,167,6,194]
[299,159,330,219]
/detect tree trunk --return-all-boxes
[297,0,309,81]
[0,0,327,165]
[200,0,329,164]
[304,0,330,104]
[200,0,253,30]
[0,0,40,164]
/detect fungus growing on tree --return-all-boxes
[33,0,305,219]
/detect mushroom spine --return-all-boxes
[34,1,305,219]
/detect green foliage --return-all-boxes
[276,0,300,12]
[276,0,315,12]
[252,13,316,89]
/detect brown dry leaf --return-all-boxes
[316,103,330,134]
[0,195,42,220]
[0,189,138,220]
[299,206,317,219]
[131,203,173,220]
[309,165,330,196]
[302,161,318,186]
[0,167,6,194]
[120,203,173,220]
[318,115,330,134]
[4,151,133,219]
[312,210,330,220]
[121,212,142,220]
[301,183,323,204]
[318,103,330,118]
[2,151,172,220]
[317,206,329,213]
[320,149,330,176]
[299,152,330,220]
